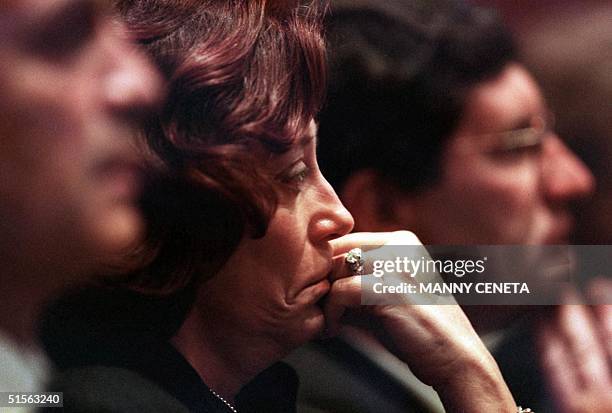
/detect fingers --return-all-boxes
[329,232,400,283]
[329,251,360,282]
[538,319,581,403]
[329,231,427,283]
[330,230,421,255]
[586,278,612,359]
[323,275,362,336]
[558,303,609,387]
[329,232,388,255]
[537,299,612,413]
[591,304,612,359]
[585,277,612,305]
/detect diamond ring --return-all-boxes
[345,248,364,275]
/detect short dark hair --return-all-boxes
[113,0,328,294]
[317,0,515,193]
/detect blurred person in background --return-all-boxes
[517,5,612,412]
[0,0,161,393]
[292,0,610,412]
[40,0,522,412]
[517,4,612,246]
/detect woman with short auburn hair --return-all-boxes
[42,1,519,412]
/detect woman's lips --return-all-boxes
[288,278,331,307]
[307,278,332,302]
[295,264,334,305]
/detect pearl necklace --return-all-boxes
[209,388,238,412]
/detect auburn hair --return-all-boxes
[113,0,328,294]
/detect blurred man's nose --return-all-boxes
[542,134,595,204]
[103,23,163,117]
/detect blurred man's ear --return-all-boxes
[340,169,418,232]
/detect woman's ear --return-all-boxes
[340,169,418,232]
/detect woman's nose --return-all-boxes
[310,176,355,243]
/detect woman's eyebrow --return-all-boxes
[301,121,318,146]
[299,133,316,147]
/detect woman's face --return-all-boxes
[199,121,354,351]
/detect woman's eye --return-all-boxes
[280,161,311,188]
[293,168,310,184]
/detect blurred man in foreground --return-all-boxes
[0,0,161,392]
